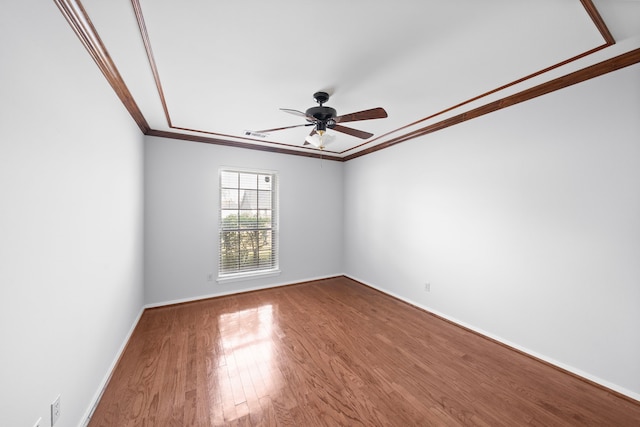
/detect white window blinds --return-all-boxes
[219,169,278,279]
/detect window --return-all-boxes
[219,169,278,280]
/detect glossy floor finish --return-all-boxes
[89,277,640,426]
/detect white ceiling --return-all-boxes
[77,0,640,159]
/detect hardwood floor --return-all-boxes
[89,277,640,426]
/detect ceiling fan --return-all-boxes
[257,92,388,149]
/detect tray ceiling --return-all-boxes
[58,0,640,160]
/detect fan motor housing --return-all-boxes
[305,106,336,122]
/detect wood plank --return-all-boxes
[89,277,640,426]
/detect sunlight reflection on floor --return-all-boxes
[216,304,278,420]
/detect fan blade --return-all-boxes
[255,123,314,133]
[332,124,374,139]
[335,107,387,123]
[281,108,317,121]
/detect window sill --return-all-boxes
[216,269,281,284]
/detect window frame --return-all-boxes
[217,167,280,283]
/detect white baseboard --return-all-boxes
[344,274,640,403]
[79,307,145,427]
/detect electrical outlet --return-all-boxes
[424,282,431,292]
[33,417,42,427]
[51,395,61,426]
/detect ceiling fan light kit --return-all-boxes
[305,132,335,150]
[257,91,388,149]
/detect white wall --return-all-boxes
[144,137,344,305]
[344,63,640,399]
[0,2,144,426]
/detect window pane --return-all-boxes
[257,190,272,209]
[260,230,273,248]
[239,230,260,269]
[239,173,257,189]
[221,188,239,209]
[258,209,272,227]
[221,210,239,229]
[259,231,274,265]
[238,211,258,228]
[258,174,272,191]
[239,189,257,209]
[220,231,240,273]
[221,171,238,188]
